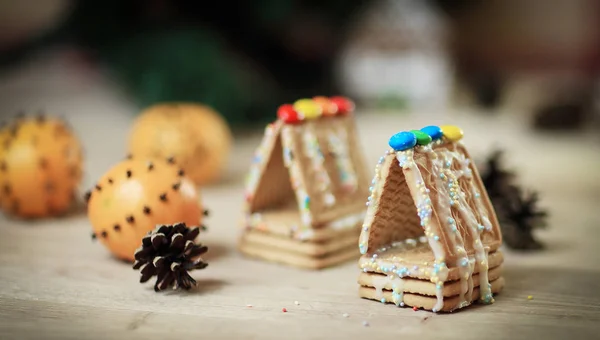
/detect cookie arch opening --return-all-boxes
[249,132,297,213]
[366,156,426,253]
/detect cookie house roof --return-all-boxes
[358,125,503,265]
[243,97,370,227]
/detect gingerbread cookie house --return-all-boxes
[238,96,370,269]
[357,125,504,312]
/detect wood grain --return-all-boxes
[1,105,600,339]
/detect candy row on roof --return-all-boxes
[277,96,355,124]
[388,125,464,151]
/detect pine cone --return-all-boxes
[480,150,515,199]
[478,149,549,250]
[497,185,548,250]
[133,223,208,292]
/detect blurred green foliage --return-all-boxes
[33,0,370,127]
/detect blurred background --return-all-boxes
[1,0,600,185]
[1,0,599,127]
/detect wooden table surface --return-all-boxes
[1,55,600,339]
[1,107,600,340]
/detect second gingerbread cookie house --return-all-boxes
[357,125,504,312]
[239,96,370,269]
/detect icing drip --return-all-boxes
[327,128,358,193]
[454,152,493,232]
[372,275,389,302]
[444,149,493,304]
[282,128,313,227]
[429,149,473,308]
[390,276,405,306]
[357,138,496,311]
[397,149,448,312]
[302,125,336,206]
[370,275,406,307]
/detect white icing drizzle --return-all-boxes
[358,152,390,254]
[397,149,448,312]
[302,125,336,206]
[359,238,434,308]
[390,276,405,306]
[370,275,406,306]
[444,149,493,304]
[327,128,358,193]
[244,123,279,204]
[357,141,496,311]
[454,152,493,232]
[371,275,389,302]
[429,149,473,308]
[282,127,313,227]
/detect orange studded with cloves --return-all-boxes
[0,115,83,218]
[85,157,203,261]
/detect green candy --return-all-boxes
[410,130,432,145]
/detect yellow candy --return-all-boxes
[441,125,464,142]
[293,99,322,120]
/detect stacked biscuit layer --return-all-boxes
[358,245,505,312]
[239,208,362,269]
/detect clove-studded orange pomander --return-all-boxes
[0,115,83,218]
[127,103,232,187]
[85,156,204,262]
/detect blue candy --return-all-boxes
[388,131,417,151]
[420,125,443,140]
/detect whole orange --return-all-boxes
[86,156,203,261]
[127,103,232,186]
[0,115,83,218]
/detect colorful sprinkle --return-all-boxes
[282,308,288,313]
[441,125,464,142]
[358,134,496,313]
[294,301,300,305]
[410,130,432,145]
[420,125,443,140]
[328,129,358,193]
[342,313,349,318]
[388,131,417,151]
[330,96,355,115]
[246,304,253,308]
[277,104,300,124]
[294,99,322,120]
[527,295,533,300]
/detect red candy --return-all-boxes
[277,104,300,124]
[330,96,355,115]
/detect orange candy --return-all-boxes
[86,157,203,262]
[0,115,83,218]
[312,96,338,116]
